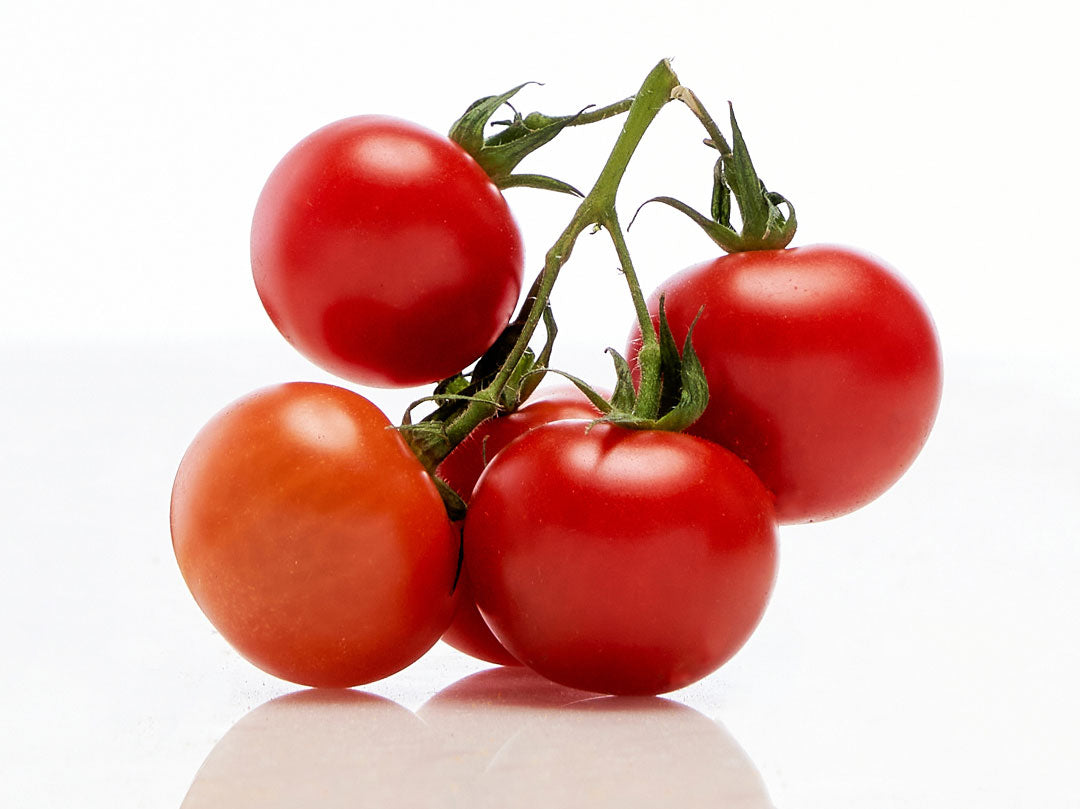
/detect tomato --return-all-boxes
[170,382,459,687]
[629,245,943,524]
[251,116,524,387]
[464,420,777,696]
[436,568,517,666]
[436,388,602,666]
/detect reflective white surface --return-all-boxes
[1,341,1077,807]
[182,669,773,808]
[4,0,1079,803]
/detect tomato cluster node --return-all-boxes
[398,299,557,483]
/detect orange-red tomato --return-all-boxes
[170,382,459,687]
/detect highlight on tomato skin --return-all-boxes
[250,115,524,388]
[629,244,943,524]
[436,387,603,667]
[463,419,779,696]
[170,382,460,688]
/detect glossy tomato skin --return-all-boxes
[629,245,943,524]
[464,420,778,696]
[436,389,601,667]
[251,116,524,387]
[438,389,604,502]
[170,383,459,688]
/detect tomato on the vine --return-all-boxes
[174,60,942,697]
[251,116,524,387]
[463,420,777,696]
[436,387,602,666]
[170,383,459,687]
[628,246,942,524]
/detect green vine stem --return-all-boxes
[411,59,681,472]
[671,86,732,155]
[599,209,660,419]
[521,97,635,129]
[569,97,635,125]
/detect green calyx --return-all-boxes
[448,84,585,196]
[536,297,710,434]
[638,92,797,253]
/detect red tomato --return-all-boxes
[170,383,459,687]
[629,245,943,524]
[464,420,777,696]
[437,388,602,667]
[251,116,524,387]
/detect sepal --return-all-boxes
[634,102,797,252]
[448,84,582,194]
[604,348,637,413]
[512,306,558,405]
[516,366,613,415]
[653,307,709,433]
[556,301,711,434]
[432,476,467,523]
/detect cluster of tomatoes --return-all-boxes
[170,70,942,697]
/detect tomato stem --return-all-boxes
[600,210,661,419]
[671,86,732,155]
[566,97,635,126]
[436,60,681,460]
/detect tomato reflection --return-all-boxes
[181,668,774,808]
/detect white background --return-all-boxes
[2,1,1078,806]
